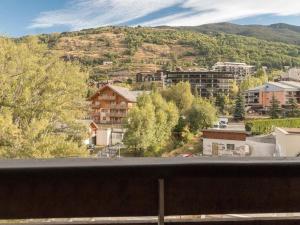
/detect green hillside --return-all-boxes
[24,26,300,80]
[168,23,300,45]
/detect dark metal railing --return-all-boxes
[1,157,300,224]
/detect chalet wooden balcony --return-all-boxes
[91,104,100,109]
[99,120,123,124]
[98,95,116,101]
[110,104,128,109]
[108,112,127,117]
[1,158,300,224]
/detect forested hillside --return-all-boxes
[169,23,300,45]
[23,26,300,80]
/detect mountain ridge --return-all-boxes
[161,22,300,45]
[15,24,300,80]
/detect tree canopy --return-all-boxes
[123,92,179,156]
[0,37,88,158]
[161,82,194,114]
[269,95,281,119]
[233,93,246,121]
[187,98,218,133]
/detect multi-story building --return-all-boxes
[165,70,237,97]
[275,127,300,157]
[202,126,276,157]
[136,70,165,83]
[89,85,143,146]
[90,84,142,124]
[202,129,249,156]
[245,81,300,109]
[280,68,300,82]
[213,62,255,77]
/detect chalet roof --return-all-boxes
[107,85,137,102]
[90,84,145,102]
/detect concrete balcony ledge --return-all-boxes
[1,157,300,224]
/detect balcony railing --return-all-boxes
[110,104,128,109]
[108,112,127,117]
[91,104,100,109]
[1,158,300,224]
[99,120,123,124]
[98,96,116,100]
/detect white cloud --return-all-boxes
[29,0,300,30]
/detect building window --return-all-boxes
[227,144,235,151]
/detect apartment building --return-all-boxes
[136,70,165,83]
[245,81,300,108]
[202,129,249,156]
[202,127,276,157]
[89,85,143,146]
[90,85,143,124]
[213,62,255,77]
[165,70,237,97]
[280,68,300,82]
[275,127,300,157]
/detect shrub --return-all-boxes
[245,118,300,135]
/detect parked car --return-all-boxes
[213,123,220,129]
[219,121,228,128]
[87,144,96,153]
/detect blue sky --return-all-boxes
[1,0,300,37]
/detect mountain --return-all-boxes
[26,26,300,80]
[167,23,300,45]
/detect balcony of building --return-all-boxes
[98,95,116,101]
[110,104,128,109]
[91,102,100,109]
[1,158,300,224]
[99,120,124,124]
[108,112,127,117]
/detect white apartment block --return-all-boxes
[213,62,255,78]
[280,68,300,82]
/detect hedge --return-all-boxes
[245,118,300,135]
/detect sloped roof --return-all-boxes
[90,84,145,102]
[246,81,300,92]
[280,81,300,89]
[247,85,265,92]
[107,85,137,102]
[266,81,295,89]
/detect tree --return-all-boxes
[187,98,218,133]
[215,94,226,114]
[233,93,246,121]
[268,69,282,81]
[123,95,156,156]
[123,92,179,156]
[254,68,266,78]
[230,80,239,97]
[269,95,281,119]
[161,82,194,114]
[240,76,265,92]
[0,37,88,158]
[287,98,299,117]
